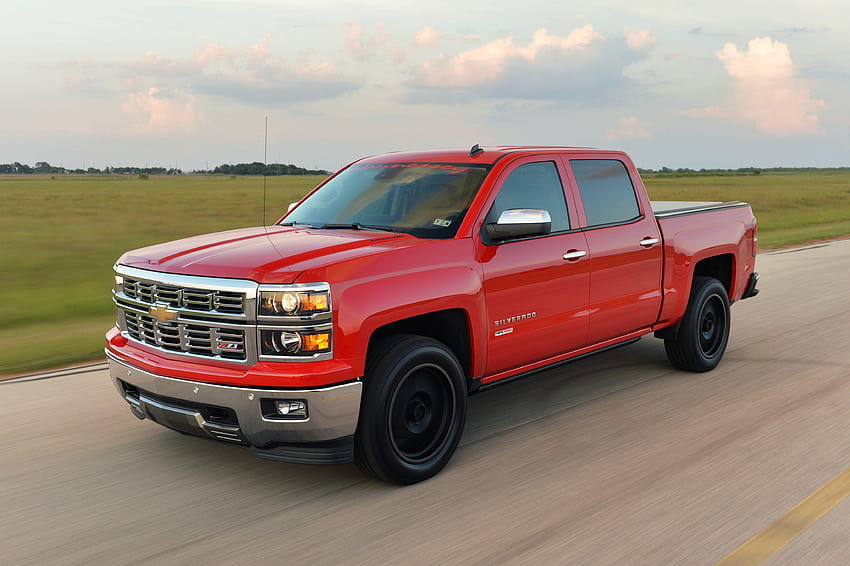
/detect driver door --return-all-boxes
[478,158,590,380]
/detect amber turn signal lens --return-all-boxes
[301,333,331,352]
[300,293,329,312]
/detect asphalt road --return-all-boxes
[2,240,848,566]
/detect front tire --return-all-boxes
[355,335,467,484]
[664,276,731,372]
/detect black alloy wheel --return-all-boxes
[355,335,467,484]
[664,276,731,372]
[697,292,727,359]
[388,362,456,464]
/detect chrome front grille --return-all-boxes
[114,266,258,364]
[124,312,247,360]
[123,278,245,315]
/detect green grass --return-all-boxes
[643,171,850,248]
[1,171,849,376]
[0,174,323,375]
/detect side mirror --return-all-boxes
[485,209,552,241]
[287,202,299,213]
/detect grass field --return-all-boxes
[2,171,849,375]
[644,171,850,248]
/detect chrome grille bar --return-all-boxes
[123,313,248,361]
[123,278,245,315]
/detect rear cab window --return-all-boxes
[570,160,641,227]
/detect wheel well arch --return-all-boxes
[655,253,735,341]
[366,309,472,380]
[693,253,734,294]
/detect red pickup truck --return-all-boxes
[106,146,759,484]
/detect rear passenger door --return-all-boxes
[566,158,663,344]
[478,157,590,379]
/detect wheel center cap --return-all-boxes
[406,398,430,432]
[412,402,426,421]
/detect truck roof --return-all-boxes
[356,146,621,165]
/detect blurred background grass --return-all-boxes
[644,171,850,248]
[1,174,322,375]
[1,171,849,375]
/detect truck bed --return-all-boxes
[651,201,747,218]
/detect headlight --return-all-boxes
[260,330,332,356]
[259,289,330,316]
[257,283,333,360]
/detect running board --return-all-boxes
[478,337,641,392]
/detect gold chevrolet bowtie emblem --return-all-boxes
[150,303,178,323]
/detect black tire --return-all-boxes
[664,276,731,372]
[355,335,467,484]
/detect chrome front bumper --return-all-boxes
[107,355,362,464]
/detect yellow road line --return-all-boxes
[715,465,850,566]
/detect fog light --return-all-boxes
[276,400,307,418]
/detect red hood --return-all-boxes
[117,226,413,283]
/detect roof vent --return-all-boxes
[469,144,484,156]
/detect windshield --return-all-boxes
[282,162,490,239]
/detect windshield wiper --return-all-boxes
[316,223,396,232]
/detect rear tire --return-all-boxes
[355,335,467,484]
[664,276,730,372]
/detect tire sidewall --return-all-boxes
[684,278,730,371]
[357,336,467,484]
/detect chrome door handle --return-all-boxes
[562,250,587,260]
[639,238,659,247]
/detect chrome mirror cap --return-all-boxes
[496,209,551,225]
[485,209,552,242]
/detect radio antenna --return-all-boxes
[262,116,268,227]
[260,116,283,260]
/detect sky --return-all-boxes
[2,0,848,171]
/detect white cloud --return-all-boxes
[412,26,480,49]
[624,26,656,51]
[124,50,198,77]
[405,25,649,103]
[411,25,603,88]
[83,37,360,109]
[193,42,237,67]
[344,20,402,61]
[686,37,824,136]
[413,26,439,48]
[122,88,203,135]
[345,19,370,60]
[606,116,652,139]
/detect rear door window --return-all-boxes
[570,160,640,227]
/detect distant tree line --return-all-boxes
[0,161,329,176]
[208,162,329,176]
[638,166,850,177]
[0,162,182,175]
